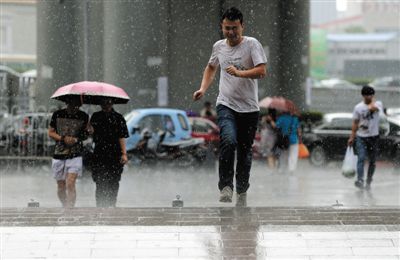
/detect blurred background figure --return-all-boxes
[200,101,217,123]
[260,109,277,169]
[275,109,302,173]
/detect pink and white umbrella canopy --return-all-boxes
[259,96,300,116]
[51,81,130,104]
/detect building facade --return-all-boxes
[327,33,400,79]
[0,0,36,72]
[35,0,310,114]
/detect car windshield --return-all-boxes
[124,111,140,122]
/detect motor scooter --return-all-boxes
[128,128,207,167]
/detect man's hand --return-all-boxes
[193,89,205,101]
[64,136,78,145]
[87,124,94,135]
[120,154,128,164]
[225,65,240,77]
[347,136,355,146]
[368,101,379,112]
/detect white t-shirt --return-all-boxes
[208,36,267,113]
[353,100,383,137]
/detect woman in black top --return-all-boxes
[89,98,129,207]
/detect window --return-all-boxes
[138,115,163,133]
[163,115,175,132]
[178,114,189,131]
[0,16,12,53]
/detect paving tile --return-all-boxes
[179,232,222,241]
[2,249,49,258]
[259,239,307,248]
[300,232,348,239]
[94,232,179,241]
[351,247,400,256]
[265,247,353,256]
[136,239,221,248]
[346,231,400,239]
[178,248,221,257]
[310,257,399,260]
[306,239,393,247]
[265,257,309,260]
[91,248,179,257]
[135,256,211,260]
[4,241,50,250]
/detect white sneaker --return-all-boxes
[236,192,247,207]
[219,186,233,203]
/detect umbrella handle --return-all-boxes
[80,93,84,106]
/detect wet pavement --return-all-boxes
[1,207,400,259]
[1,160,400,259]
[1,160,399,208]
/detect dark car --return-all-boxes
[303,113,400,167]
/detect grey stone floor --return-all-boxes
[1,207,400,259]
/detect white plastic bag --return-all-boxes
[342,146,357,178]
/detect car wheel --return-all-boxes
[310,145,327,167]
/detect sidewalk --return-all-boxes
[1,207,400,259]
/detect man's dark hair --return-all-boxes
[361,85,375,96]
[221,7,243,24]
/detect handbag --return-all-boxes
[298,143,309,158]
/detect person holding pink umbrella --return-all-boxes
[48,96,89,208]
[50,81,130,207]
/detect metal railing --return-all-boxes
[0,114,54,161]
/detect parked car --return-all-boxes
[386,107,400,118]
[188,116,219,156]
[124,108,201,153]
[370,76,400,88]
[318,78,359,89]
[124,108,208,166]
[303,113,400,167]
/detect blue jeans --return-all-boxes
[355,136,379,183]
[217,105,259,194]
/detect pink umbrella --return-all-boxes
[259,96,300,116]
[50,81,130,104]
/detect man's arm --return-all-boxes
[48,127,63,142]
[193,64,218,101]
[226,63,267,79]
[347,119,359,146]
[119,138,128,164]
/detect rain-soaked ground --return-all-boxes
[1,159,399,208]
[1,159,400,259]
